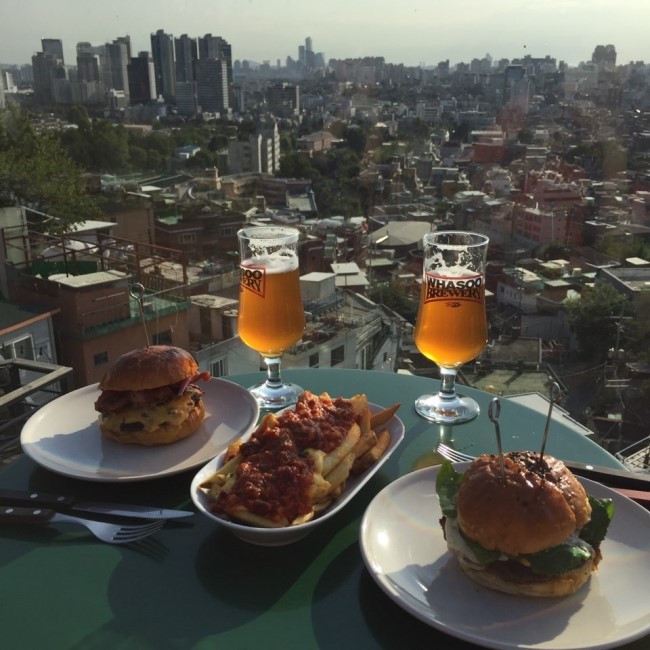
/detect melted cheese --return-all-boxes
[99,393,196,432]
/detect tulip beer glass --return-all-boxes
[237,226,306,409]
[413,231,489,424]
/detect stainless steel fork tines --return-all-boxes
[0,506,166,544]
[436,443,475,463]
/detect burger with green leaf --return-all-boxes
[436,451,614,597]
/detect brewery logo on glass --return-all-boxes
[424,272,483,305]
[240,265,265,298]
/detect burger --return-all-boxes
[94,345,211,446]
[436,451,614,597]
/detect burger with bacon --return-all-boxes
[94,345,211,446]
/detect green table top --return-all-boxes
[0,369,646,649]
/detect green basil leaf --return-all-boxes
[462,534,502,565]
[580,496,614,548]
[435,461,463,518]
[525,539,593,576]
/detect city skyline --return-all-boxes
[1,0,649,69]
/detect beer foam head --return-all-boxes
[242,254,298,273]
[423,231,488,275]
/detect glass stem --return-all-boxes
[438,367,457,400]
[264,356,282,388]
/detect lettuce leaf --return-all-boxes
[524,538,593,576]
[435,460,463,518]
[580,496,614,548]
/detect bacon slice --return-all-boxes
[94,371,211,413]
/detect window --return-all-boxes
[180,233,197,244]
[331,345,345,366]
[1,335,35,361]
[309,352,319,367]
[94,351,108,365]
[152,330,173,345]
[211,357,227,377]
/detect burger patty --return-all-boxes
[95,371,210,413]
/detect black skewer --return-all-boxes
[488,397,505,483]
[539,381,561,462]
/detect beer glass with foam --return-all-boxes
[237,226,306,409]
[413,231,489,424]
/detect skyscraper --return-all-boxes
[128,51,156,104]
[194,57,228,114]
[32,40,66,105]
[175,34,198,83]
[41,38,64,64]
[106,38,131,95]
[150,29,176,102]
[198,34,232,104]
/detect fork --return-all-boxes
[437,443,475,463]
[0,506,166,544]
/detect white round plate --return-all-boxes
[192,403,405,546]
[20,378,260,482]
[360,463,650,650]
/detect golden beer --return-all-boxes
[413,231,489,424]
[414,271,487,367]
[238,258,305,356]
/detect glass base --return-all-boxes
[248,380,303,410]
[414,392,480,424]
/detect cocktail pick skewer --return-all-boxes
[539,381,561,462]
[129,283,150,348]
[488,397,505,483]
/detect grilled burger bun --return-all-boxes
[94,345,210,446]
[438,451,613,598]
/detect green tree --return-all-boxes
[0,107,100,232]
[565,283,633,359]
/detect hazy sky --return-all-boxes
[1,0,648,68]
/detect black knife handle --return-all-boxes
[0,505,56,525]
[0,489,76,509]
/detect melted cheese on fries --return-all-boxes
[200,391,399,528]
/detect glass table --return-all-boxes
[0,369,646,649]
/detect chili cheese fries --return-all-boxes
[199,391,400,528]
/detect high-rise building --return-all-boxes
[305,36,315,70]
[266,82,300,116]
[150,29,176,102]
[175,81,198,116]
[106,38,131,96]
[194,57,229,113]
[198,34,232,102]
[32,51,64,104]
[128,51,156,104]
[175,34,198,83]
[41,38,64,64]
[76,44,100,83]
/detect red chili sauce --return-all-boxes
[211,392,356,524]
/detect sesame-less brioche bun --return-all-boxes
[453,550,595,598]
[457,451,592,556]
[99,345,199,392]
[100,398,205,446]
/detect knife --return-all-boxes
[562,461,650,491]
[0,489,194,520]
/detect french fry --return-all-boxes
[352,428,391,474]
[370,403,400,430]
[325,452,355,492]
[227,507,290,528]
[322,423,361,476]
[351,429,377,459]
